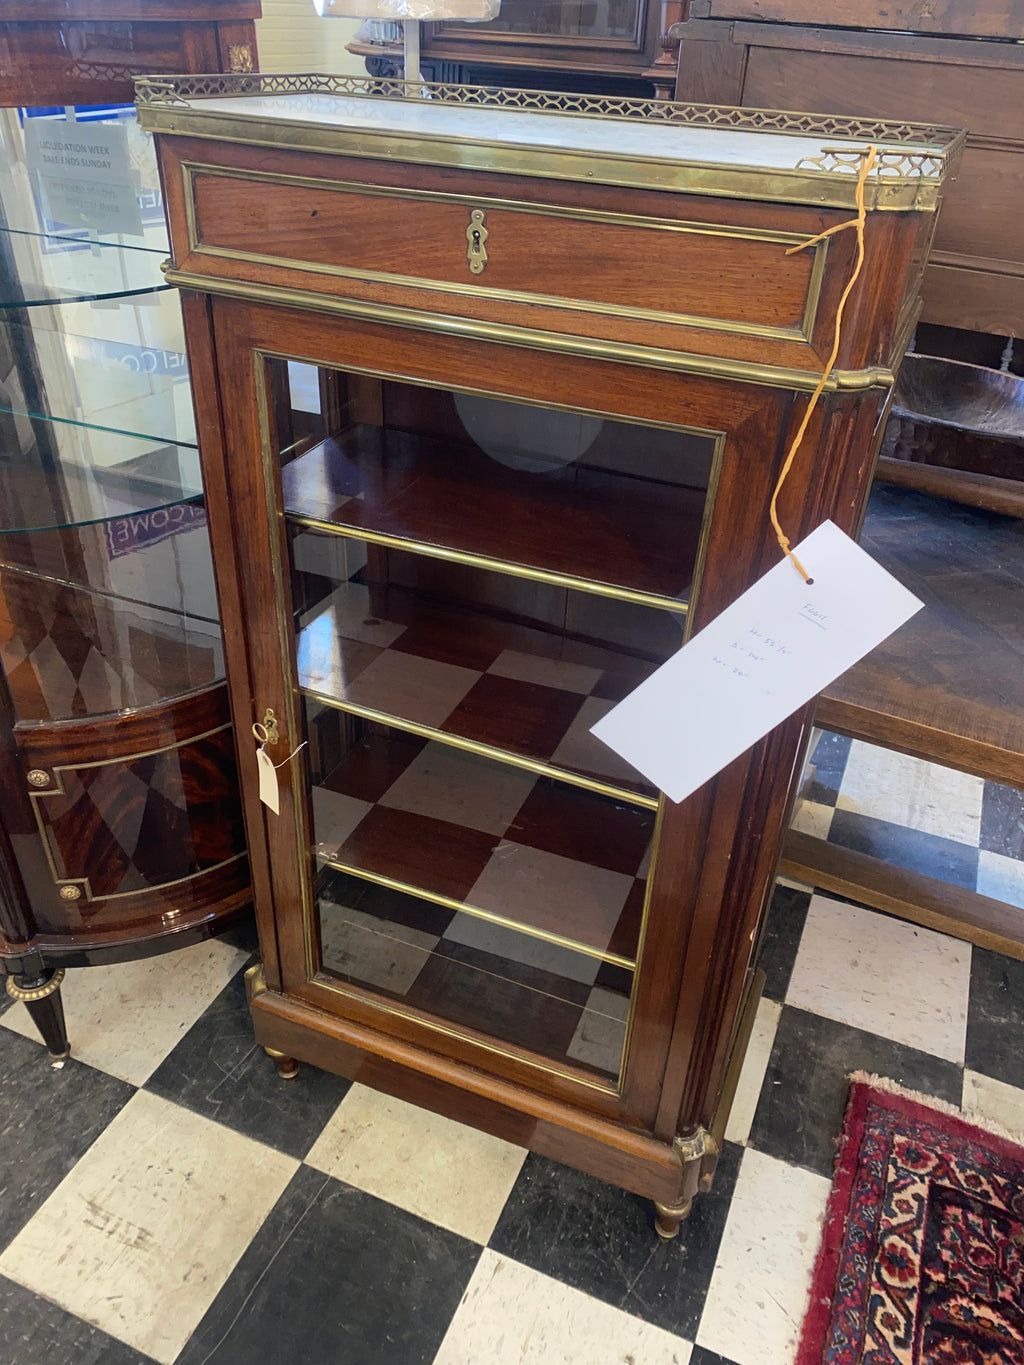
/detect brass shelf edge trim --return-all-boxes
[301,687,660,811]
[135,73,963,153]
[164,266,896,392]
[135,73,964,210]
[286,512,693,615]
[182,161,827,346]
[141,110,948,211]
[318,856,638,970]
[302,971,621,1096]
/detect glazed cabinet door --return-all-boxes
[198,294,814,1127]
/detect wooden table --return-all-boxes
[781,484,1024,959]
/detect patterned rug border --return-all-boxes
[796,1072,1024,1365]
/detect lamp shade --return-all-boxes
[314,0,498,18]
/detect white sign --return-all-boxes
[591,520,923,804]
[25,119,143,237]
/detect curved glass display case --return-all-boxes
[0,104,249,1060]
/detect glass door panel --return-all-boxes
[273,365,718,1084]
[441,0,643,40]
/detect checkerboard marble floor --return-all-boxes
[3,732,1024,1365]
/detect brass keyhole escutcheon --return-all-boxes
[466,208,488,275]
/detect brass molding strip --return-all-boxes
[181,161,828,346]
[144,108,948,211]
[136,74,963,211]
[318,856,638,970]
[305,970,620,1096]
[301,687,660,811]
[164,266,896,392]
[28,723,243,901]
[135,72,962,152]
[287,512,693,615]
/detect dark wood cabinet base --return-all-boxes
[4,965,69,1062]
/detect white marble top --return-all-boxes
[178,92,943,173]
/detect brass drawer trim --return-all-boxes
[181,161,829,346]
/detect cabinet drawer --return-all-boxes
[183,163,825,346]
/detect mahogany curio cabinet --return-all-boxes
[139,73,959,1233]
[0,5,260,1060]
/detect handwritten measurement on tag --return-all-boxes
[592,522,922,804]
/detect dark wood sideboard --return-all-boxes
[671,0,1024,337]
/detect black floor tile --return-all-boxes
[488,1142,742,1340]
[214,910,260,958]
[966,947,1024,1090]
[176,1166,480,1365]
[748,1005,963,1179]
[0,1274,153,1365]
[805,731,852,806]
[0,1029,134,1252]
[827,809,979,891]
[690,1347,742,1365]
[979,781,1024,862]
[144,971,350,1160]
[756,884,812,1002]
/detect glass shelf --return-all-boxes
[281,396,714,610]
[0,105,170,257]
[320,862,633,1075]
[294,529,674,802]
[0,230,170,310]
[0,293,196,449]
[0,412,203,534]
[318,866,634,1081]
[0,505,223,722]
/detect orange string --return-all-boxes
[769,145,879,582]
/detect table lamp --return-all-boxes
[313,0,499,86]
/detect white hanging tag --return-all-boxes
[591,520,923,804]
[256,746,280,814]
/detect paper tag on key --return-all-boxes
[256,746,280,815]
[591,521,923,804]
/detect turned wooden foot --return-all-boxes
[6,968,70,1066]
[653,1196,693,1241]
[264,1046,299,1079]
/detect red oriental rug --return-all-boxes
[797,1076,1024,1365]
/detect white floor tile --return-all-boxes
[319,900,437,992]
[785,894,970,1064]
[837,741,984,845]
[0,1090,297,1364]
[789,799,834,840]
[380,741,536,835]
[305,1084,526,1244]
[724,997,782,1145]
[0,938,248,1086]
[311,786,372,851]
[566,986,629,1076]
[963,1069,1024,1137]
[976,849,1024,910]
[697,1148,829,1365]
[433,1250,692,1365]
